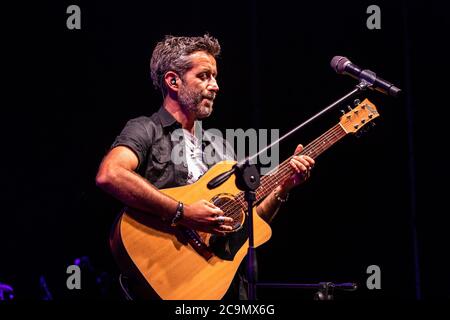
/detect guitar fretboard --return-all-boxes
[233,123,347,207]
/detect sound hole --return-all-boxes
[211,194,244,232]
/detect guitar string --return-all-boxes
[219,124,344,217]
[217,124,346,219]
[234,124,345,209]
[221,109,373,219]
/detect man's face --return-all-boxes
[177,51,219,119]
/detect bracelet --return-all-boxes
[171,202,184,226]
[274,190,289,203]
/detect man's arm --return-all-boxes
[96,146,233,234]
[256,185,289,224]
[96,146,178,220]
[256,144,315,223]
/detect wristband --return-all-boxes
[171,202,184,226]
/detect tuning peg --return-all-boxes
[340,110,345,116]
[347,105,353,112]
[353,99,361,106]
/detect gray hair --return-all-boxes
[150,34,221,95]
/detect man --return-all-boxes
[96,34,315,299]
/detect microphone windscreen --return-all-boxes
[330,56,349,74]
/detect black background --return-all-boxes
[2,0,449,300]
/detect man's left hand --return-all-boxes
[281,144,315,192]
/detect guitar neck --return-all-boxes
[253,123,348,203]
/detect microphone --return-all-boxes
[331,56,401,97]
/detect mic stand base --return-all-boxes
[257,282,358,300]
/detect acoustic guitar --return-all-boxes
[110,98,379,299]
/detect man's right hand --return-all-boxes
[181,200,234,235]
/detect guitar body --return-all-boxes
[110,160,272,300]
[109,98,379,300]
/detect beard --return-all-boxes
[178,85,215,119]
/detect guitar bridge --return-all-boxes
[180,227,213,261]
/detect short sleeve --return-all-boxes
[111,116,155,170]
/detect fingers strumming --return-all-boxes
[205,200,216,208]
[223,216,233,223]
[221,225,233,231]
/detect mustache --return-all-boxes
[203,92,216,100]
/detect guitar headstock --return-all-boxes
[339,98,379,134]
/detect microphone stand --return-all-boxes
[235,160,260,300]
[207,80,372,300]
[257,281,358,300]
